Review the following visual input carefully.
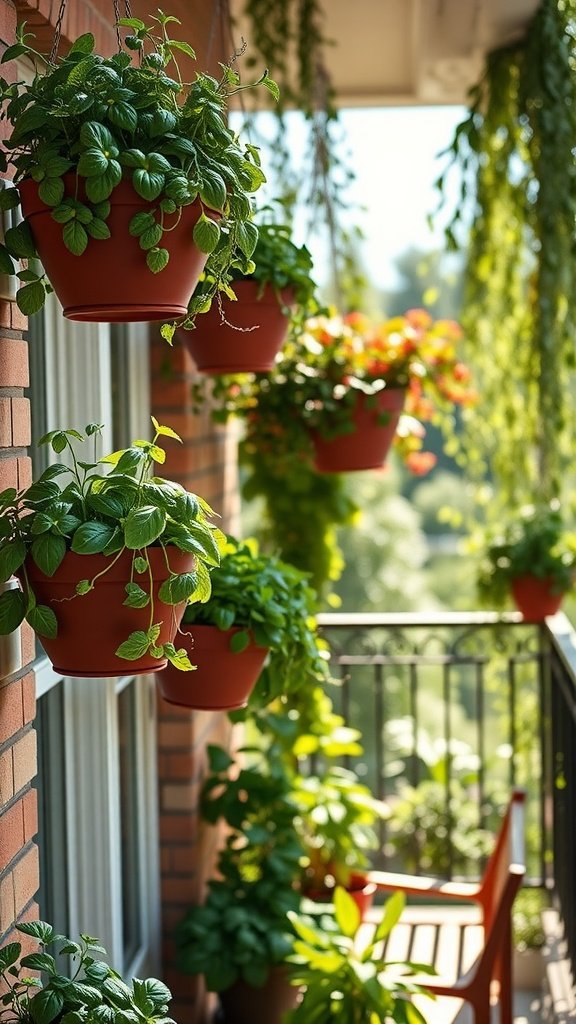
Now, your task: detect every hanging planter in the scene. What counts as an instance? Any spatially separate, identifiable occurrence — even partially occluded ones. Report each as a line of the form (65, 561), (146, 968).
(157, 536), (329, 712)
(157, 624), (268, 710)
(18, 178), (217, 323)
(24, 548), (195, 678)
(310, 388), (405, 473)
(181, 280), (294, 373)
(0, 10), (276, 326)
(0, 421), (223, 680)
(510, 575), (565, 622)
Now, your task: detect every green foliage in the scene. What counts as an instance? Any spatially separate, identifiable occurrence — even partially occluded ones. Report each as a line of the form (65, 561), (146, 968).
(0, 921), (174, 1024)
(439, 0), (576, 507)
(476, 501), (576, 608)
(0, 417), (223, 668)
(513, 887), (547, 952)
(180, 535), (331, 706)
(175, 745), (303, 991)
(286, 888), (434, 1024)
(0, 12), (274, 325)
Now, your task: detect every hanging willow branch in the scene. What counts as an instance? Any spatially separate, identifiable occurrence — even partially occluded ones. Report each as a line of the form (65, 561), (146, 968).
(439, 0), (576, 511)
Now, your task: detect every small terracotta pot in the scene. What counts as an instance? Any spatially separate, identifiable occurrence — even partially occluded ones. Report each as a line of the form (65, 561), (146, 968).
(157, 624), (268, 710)
(310, 388), (405, 473)
(18, 176), (218, 323)
(218, 965), (300, 1024)
(510, 575), (565, 622)
(23, 548), (194, 677)
(181, 280), (294, 373)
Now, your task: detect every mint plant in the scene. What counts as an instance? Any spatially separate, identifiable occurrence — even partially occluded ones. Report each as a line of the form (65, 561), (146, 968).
(0, 10), (277, 327)
(0, 417), (223, 669)
(0, 919), (175, 1024)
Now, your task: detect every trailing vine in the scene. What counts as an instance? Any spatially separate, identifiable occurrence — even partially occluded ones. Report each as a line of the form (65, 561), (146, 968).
(439, 0), (576, 510)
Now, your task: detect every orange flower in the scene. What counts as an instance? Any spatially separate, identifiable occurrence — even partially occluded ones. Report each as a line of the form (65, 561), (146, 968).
(405, 451), (437, 475)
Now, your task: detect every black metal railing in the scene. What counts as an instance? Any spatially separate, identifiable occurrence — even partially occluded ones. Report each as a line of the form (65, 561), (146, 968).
(317, 609), (576, 978)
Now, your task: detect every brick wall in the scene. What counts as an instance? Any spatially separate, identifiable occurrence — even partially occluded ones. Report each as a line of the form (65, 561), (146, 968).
(1, 6), (240, 1023)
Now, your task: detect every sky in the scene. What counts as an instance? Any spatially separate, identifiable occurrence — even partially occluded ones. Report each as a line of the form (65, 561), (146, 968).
(233, 104), (467, 292)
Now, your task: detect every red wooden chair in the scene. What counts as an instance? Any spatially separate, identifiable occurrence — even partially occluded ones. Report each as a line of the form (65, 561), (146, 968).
(366, 789), (526, 1024)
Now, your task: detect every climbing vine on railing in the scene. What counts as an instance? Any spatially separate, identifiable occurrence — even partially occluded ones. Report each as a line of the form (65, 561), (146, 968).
(438, 0), (576, 511)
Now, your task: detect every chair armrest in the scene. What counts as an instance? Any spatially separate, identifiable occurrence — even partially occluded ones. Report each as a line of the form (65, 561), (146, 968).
(366, 870), (481, 901)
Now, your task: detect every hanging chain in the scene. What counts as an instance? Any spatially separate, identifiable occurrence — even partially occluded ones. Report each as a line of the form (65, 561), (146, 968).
(49, 0), (68, 64)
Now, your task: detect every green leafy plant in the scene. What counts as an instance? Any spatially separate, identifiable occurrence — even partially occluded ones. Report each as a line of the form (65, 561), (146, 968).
(0, 417), (223, 668)
(179, 535), (331, 705)
(0, 919), (174, 1024)
(0, 11), (277, 326)
(476, 501), (576, 608)
(438, 0), (576, 507)
(513, 887), (547, 953)
(175, 743), (304, 992)
(286, 887), (434, 1024)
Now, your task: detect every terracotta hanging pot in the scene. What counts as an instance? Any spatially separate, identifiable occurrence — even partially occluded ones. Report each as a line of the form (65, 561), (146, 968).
(23, 548), (195, 678)
(157, 624), (268, 710)
(310, 387), (405, 473)
(218, 966), (300, 1024)
(510, 575), (565, 622)
(181, 280), (294, 373)
(17, 175), (218, 323)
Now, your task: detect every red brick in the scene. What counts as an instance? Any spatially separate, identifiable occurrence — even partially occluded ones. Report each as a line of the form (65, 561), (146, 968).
(169, 845), (199, 874)
(0, 338), (29, 388)
(10, 304), (27, 331)
(20, 622), (35, 670)
(0, 397), (11, 446)
(158, 720), (196, 749)
(0, 678), (24, 744)
(0, 800), (25, 871)
(11, 398), (30, 447)
(161, 782), (198, 813)
(163, 751), (198, 779)
(152, 377), (193, 407)
(0, 747), (13, 802)
(150, 340), (192, 376)
(160, 813), (198, 843)
(22, 788), (37, 842)
(13, 844), (39, 916)
(21, 672), (35, 726)
(0, 0), (16, 47)
(12, 729), (36, 793)
(17, 457), (32, 489)
(0, 869), (15, 933)
(0, 457), (18, 491)
(161, 875), (198, 904)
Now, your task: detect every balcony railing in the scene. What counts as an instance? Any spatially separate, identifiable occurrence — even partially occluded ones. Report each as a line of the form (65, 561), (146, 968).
(317, 610), (576, 977)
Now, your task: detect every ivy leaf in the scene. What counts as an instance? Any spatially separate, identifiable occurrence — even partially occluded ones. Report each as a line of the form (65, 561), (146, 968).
(63, 221), (89, 256)
(163, 643), (195, 671)
(0, 538), (26, 582)
(0, 243), (15, 275)
(0, 588), (26, 634)
(151, 417), (181, 441)
(16, 281), (46, 316)
(146, 247), (169, 273)
(160, 323), (175, 344)
(38, 177), (65, 207)
(29, 988), (64, 1024)
(139, 224), (163, 250)
(158, 572), (198, 604)
(133, 169), (165, 201)
(193, 214), (220, 254)
(109, 102), (138, 133)
(31, 533), (66, 576)
(129, 211), (156, 237)
(5, 221), (37, 259)
(86, 218), (111, 240)
(134, 556), (148, 574)
(199, 171), (227, 212)
(0, 187), (21, 212)
(85, 162), (122, 203)
(236, 220), (258, 259)
(124, 506), (167, 548)
(123, 582), (149, 608)
(229, 629), (249, 653)
(71, 522), (116, 554)
(77, 149), (110, 177)
(115, 631), (151, 660)
(27, 603), (58, 639)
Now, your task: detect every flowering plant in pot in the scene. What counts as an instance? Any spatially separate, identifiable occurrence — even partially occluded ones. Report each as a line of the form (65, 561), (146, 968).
(476, 500), (576, 620)
(0, 919), (175, 1024)
(186, 212), (319, 374)
(157, 535), (330, 710)
(0, 418), (223, 677)
(286, 887), (434, 1024)
(0, 11), (276, 325)
(176, 744), (304, 1024)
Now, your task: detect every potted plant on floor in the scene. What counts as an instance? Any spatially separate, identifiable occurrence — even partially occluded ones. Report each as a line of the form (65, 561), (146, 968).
(0, 11), (276, 325)
(157, 535), (331, 710)
(285, 887), (434, 1023)
(0, 418), (223, 677)
(176, 744), (305, 1024)
(184, 213), (319, 374)
(476, 500), (576, 620)
(0, 919), (175, 1024)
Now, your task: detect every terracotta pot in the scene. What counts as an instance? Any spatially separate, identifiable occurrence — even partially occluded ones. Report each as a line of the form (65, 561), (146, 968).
(23, 548), (194, 677)
(310, 388), (405, 473)
(218, 965), (300, 1024)
(510, 575), (565, 622)
(157, 624), (268, 710)
(18, 176), (218, 323)
(181, 280), (294, 373)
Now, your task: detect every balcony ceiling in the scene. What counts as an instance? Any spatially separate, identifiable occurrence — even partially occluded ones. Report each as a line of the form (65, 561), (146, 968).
(231, 0), (540, 107)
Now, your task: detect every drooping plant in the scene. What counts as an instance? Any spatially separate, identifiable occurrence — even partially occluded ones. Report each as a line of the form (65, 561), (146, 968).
(438, 0), (576, 510)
